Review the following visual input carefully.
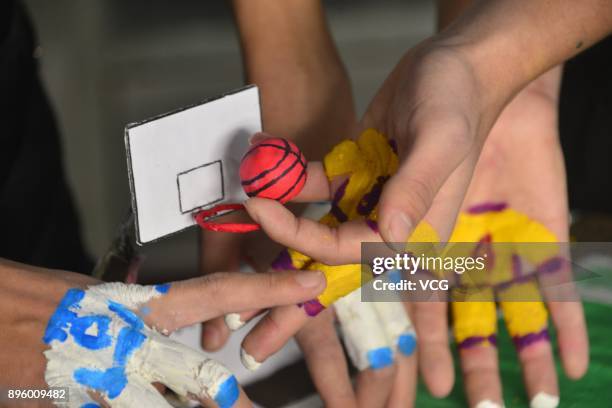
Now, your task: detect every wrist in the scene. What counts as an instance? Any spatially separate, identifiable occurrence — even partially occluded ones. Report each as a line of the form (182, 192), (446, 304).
(0, 259), (95, 329)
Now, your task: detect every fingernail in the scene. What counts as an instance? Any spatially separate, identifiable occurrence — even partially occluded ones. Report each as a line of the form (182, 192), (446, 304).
(295, 271), (325, 288)
(397, 333), (417, 356)
(213, 375), (239, 408)
(225, 313), (245, 331)
(240, 348), (262, 371)
(475, 400), (504, 408)
(202, 325), (220, 349)
(386, 211), (413, 250)
(367, 346), (394, 370)
(530, 392), (559, 408)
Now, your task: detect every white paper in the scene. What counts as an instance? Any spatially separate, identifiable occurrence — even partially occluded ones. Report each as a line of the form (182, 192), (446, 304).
(125, 86), (261, 244)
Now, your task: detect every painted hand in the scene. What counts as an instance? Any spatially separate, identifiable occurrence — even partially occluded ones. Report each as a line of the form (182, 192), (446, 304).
(334, 288), (418, 408)
(0, 260), (325, 408)
(43, 283), (242, 408)
(445, 66), (588, 408)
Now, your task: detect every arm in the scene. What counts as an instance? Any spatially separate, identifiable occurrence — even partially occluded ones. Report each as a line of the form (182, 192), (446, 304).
(437, 0), (612, 110)
(231, 0), (356, 159)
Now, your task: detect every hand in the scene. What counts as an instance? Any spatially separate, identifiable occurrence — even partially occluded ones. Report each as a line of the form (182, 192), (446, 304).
(240, 38), (506, 264)
(0, 258), (325, 407)
(235, 63), (585, 403)
(234, 40), (497, 390)
(445, 66), (588, 408)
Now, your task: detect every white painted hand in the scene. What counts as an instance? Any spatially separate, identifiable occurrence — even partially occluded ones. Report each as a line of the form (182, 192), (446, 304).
(41, 270), (326, 407)
(43, 283), (238, 408)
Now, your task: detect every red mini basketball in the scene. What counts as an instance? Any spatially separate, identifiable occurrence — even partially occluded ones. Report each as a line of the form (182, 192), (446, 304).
(240, 137), (307, 203)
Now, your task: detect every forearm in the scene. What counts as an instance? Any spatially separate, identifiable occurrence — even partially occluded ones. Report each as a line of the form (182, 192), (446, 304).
(437, 0), (562, 105)
(232, 0), (355, 159)
(435, 0), (611, 106)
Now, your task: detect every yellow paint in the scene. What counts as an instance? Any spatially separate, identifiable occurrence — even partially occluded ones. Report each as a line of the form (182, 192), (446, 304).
(452, 294), (497, 347)
(449, 208), (556, 344)
(499, 283), (548, 337)
(281, 129), (436, 306)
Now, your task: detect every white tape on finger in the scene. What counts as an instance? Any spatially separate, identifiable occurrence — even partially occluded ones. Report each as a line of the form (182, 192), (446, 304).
(335, 289), (393, 371)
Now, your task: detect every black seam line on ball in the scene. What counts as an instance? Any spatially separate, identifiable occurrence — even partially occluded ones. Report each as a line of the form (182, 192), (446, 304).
(242, 142), (290, 186)
(246, 152), (303, 197)
(273, 165), (307, 202)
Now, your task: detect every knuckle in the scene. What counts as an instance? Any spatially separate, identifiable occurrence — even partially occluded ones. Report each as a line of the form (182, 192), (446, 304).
(402, 174), (437, 219)
(262, 272), (280, 292)
(261, 312), (282, 336)
(199, 273), (230, 310)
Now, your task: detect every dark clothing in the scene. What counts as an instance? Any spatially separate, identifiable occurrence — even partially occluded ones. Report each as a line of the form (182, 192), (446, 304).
(560, 36), (612, 214)
(0, 1), (92, 273)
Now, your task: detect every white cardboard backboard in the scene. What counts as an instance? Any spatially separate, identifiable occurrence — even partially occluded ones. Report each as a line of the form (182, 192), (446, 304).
(125, 86), (261, 245)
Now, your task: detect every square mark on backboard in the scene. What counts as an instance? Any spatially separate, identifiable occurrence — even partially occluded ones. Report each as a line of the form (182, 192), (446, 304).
(177, 160), (224, 214)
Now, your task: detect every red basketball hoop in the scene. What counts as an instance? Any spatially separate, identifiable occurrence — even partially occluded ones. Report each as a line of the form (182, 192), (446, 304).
(193, 204), (260, 233)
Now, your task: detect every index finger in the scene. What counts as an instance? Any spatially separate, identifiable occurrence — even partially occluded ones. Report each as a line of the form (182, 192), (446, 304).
(143, 270), (327, 332)
(244, 197), (381, 265)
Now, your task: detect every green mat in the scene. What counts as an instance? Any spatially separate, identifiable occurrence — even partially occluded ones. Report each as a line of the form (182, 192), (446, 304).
(415, 301), (612, 407)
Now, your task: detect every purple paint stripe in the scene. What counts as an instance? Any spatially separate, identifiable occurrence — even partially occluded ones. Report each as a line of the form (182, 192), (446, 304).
(366, 219), (379, 233)
(467, 202), (508, 214)
(271, 249), (296, 271)
(330, 180), (349, 223)
(537, 257), (566, 275)
(357, 176), (388, 216)
(457, 334), (497, 349)
(512, 254), (522, 279)
(302, 299), (325, 316)
(331, 179), (349, 205)
(513, 328), (549, 350)
(495, 274), (535, 290)
(388, 138), (398, 154)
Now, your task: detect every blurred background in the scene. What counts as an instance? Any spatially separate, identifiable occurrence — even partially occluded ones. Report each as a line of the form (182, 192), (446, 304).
(24, 0), (436, 282)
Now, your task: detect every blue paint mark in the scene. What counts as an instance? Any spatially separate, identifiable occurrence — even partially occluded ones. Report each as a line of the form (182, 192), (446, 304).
(81, 403), (101, 408)
(139, 306), (151, 316)
(70, 315), (112, 350)
(214, 375), (240, 408)
(387, 269), (402, 284)
(74, 366), (127, 399)
(367, 347), (394, 369)
(154, 283), (171, 294)
(108, 301), (144, 330)
(43, 288), (85, 344)
(73, 301), (147, 399)
(73, 327), (145, 399)
(113, 327), (146, 366)
(397, 333), (417, 356)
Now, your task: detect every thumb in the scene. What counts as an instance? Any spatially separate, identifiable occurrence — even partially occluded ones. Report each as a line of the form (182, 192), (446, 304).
(144, 270), (326, 332)
(378, 112), (474, 244)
